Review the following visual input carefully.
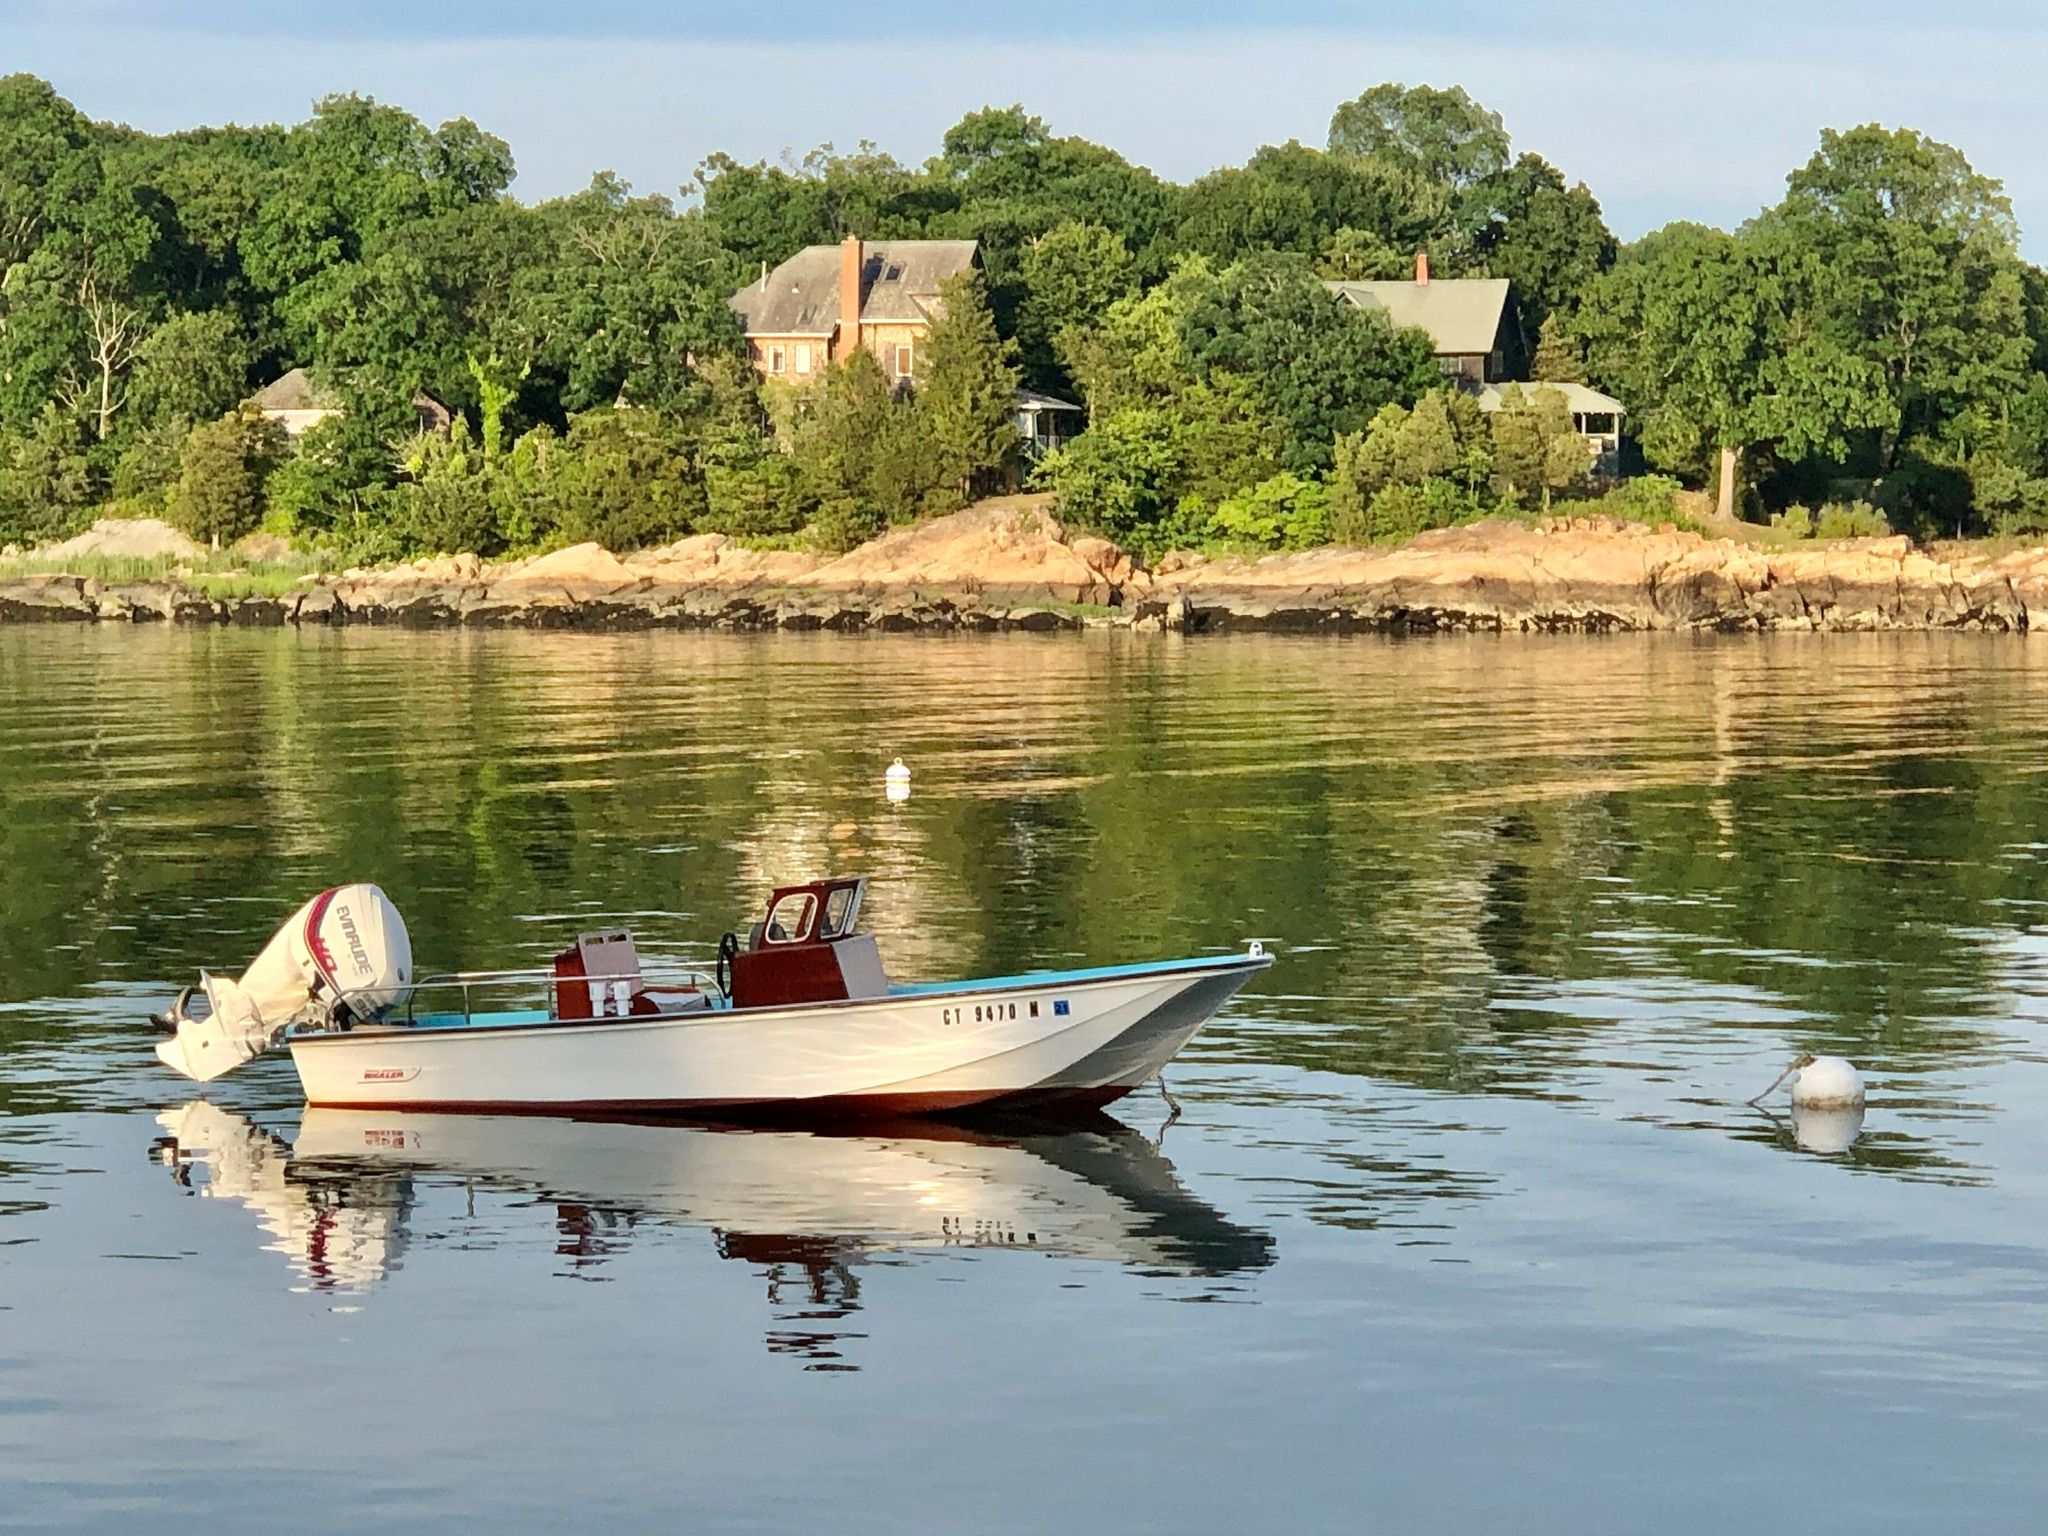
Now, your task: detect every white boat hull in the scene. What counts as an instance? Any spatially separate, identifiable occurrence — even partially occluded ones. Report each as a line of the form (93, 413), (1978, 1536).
(287, 954), (1268, 1117)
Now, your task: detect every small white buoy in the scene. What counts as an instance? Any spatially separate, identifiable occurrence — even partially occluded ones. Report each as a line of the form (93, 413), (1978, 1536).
(884, 758), (911, 804)
(1790, 1055), (1865, 1110)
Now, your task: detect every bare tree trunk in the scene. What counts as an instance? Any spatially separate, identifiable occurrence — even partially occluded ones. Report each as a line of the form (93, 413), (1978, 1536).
(77, 273), (144, 441)
(1716, 445), (1739, 521)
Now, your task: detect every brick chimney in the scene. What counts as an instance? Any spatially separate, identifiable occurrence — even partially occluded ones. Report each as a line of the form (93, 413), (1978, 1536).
(837, 235), (864, 363)
(1414, 250), (1430, 287)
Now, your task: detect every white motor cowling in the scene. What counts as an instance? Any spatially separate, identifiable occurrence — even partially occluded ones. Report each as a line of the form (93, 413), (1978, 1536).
(156, 884), (412, 1083)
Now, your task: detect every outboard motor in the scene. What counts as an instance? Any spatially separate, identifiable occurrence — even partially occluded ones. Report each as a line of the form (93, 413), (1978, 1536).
(155, 884), (412, 1083)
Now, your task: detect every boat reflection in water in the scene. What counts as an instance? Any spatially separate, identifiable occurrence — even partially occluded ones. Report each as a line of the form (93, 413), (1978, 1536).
(153, 1100), (1274, 1367)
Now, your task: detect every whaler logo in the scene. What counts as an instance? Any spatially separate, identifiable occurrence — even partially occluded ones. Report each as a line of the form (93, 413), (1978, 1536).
(359, 1067), (417, 1083)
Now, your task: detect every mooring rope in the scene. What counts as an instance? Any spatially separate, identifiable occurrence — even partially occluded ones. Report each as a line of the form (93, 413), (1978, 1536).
(1746, 1053), (1816, 1107)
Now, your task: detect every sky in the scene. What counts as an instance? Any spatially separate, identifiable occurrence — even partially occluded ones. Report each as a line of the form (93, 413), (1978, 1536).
(6, 1), (2047, 250)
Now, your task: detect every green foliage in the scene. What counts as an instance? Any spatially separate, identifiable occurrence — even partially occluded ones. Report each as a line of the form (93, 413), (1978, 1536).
(1462, 154), (1615, 348)
(1173, 252), (1440, 470)
(1327, 83), (1510, 188)
(1033, 407), (1181, 542)
(1015, 221), (1135, 390)
(913, 271), (1022, 502)
(168, 406), (284, 546)
(263, 412), (395, 538)
(1209, 471), (1331, 549)
(1565, 474), (1694, 530)
(1, 72), (2046, 558)
(788, 349), (897, 550)
(1771, 500), (1892, 540)
(1530, 312), (1587, 383)
(545, 409), (705, 550)
(126, 310), (254, 430)
(1488, 385), (1586, 508)
(0, 408), (95, 543)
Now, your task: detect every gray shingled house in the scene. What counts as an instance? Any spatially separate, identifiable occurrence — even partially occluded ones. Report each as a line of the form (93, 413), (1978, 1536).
(1325, 254), (1523, 386)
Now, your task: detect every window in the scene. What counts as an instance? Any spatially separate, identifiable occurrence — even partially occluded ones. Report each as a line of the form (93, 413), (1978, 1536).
(768, 345), (786, 374)
(894, 344), (913, 378)
(820, 883), (862, 940)
(794, 343), (813, 375)
(764, 892), (818, 945)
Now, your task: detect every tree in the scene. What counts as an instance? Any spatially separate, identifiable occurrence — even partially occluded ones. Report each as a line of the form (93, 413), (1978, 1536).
(1762, 124), (2031, 471)
(1327, 83), (1510, 189)
(1464, 153), (1616, 346)
(929, 106), (1178, 288)
(1173, 252), (1440, 470)
(168, 406), (282, 546)
(790, 347), (898, 547)
(1574, 222), (1889, 517)
(1318, 227), (1411, 280)
(1489, 385), (1585, 509)
(913, 271), (1021, 503)
(1015, 221), (1135, 391)
(1530, 313), (1587, 383)
(509, 177), (742, 415)
(1176, 141), (1448, 268)
(127, 309), (254, 430)
(0, 406), (93, 543)
(1390, 390), (1462, 484)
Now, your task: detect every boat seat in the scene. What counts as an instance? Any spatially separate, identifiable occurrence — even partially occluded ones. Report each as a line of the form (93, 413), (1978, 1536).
(729, 934), (889, 1009)
(553, 930), (644, 1020)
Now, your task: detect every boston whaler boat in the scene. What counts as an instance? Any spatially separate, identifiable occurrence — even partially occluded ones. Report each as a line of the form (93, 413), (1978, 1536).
(152, 877), (1271, 1116)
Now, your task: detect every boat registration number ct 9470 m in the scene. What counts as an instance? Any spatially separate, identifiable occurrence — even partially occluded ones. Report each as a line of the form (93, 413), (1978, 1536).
(938, 998), (1067, 1027)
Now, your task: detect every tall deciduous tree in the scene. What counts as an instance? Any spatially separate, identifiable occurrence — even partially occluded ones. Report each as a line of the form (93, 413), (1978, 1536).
(1174, 252), (1440, 471)
(509, 177), (742, 415)
(1575, 222), (1889, 516)
(1464, 153), (1616, 346)
(1762, 124), (2031, 470)
(1327, 83), (1510, 189)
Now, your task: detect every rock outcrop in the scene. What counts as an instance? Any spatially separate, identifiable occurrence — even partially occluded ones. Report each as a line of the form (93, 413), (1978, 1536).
(1141, 520), (2030, 633)
(35, 517), (203, 563)
(4, 506), (2047, 634)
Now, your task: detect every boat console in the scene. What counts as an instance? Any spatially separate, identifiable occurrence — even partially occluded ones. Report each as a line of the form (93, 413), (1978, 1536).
(724, 877), (889, 1010)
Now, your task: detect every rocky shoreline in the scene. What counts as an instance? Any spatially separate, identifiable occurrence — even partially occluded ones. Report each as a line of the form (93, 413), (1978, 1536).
(5, 501), (2048, 634)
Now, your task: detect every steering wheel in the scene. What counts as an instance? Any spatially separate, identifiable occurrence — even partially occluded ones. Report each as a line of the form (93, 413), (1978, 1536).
(716, 931), (741, 1000)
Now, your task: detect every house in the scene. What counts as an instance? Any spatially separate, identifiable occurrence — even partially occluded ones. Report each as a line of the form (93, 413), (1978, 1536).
(1326, 254), (1522, 386)
(730, 237), (979, 387)
(1477, 382), (1627, 478)
(1013, 389), (1083, 464)
(252, 368), (343, 437)
(252, 368), (454, 438)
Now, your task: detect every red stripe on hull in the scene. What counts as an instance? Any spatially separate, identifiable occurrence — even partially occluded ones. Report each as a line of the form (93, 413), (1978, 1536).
(305, 1084), (1134, 1122)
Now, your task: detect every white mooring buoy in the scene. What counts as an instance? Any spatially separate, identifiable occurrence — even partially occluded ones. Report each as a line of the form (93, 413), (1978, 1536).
(1790, 1055), (1865, 1110)
(884, 758), (911, 804)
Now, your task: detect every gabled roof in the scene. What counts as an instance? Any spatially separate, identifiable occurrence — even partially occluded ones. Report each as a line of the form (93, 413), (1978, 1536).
(1477, 381), (1625, 416)
(731, 240), (980, 337)
(252, 367), (342, 412)
(1326, 278), (1512, 357)
(1014, 388), (1082, 414)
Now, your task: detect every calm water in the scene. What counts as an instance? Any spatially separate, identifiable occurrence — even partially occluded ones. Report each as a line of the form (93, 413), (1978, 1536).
(4, 629), (2048, 1532)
